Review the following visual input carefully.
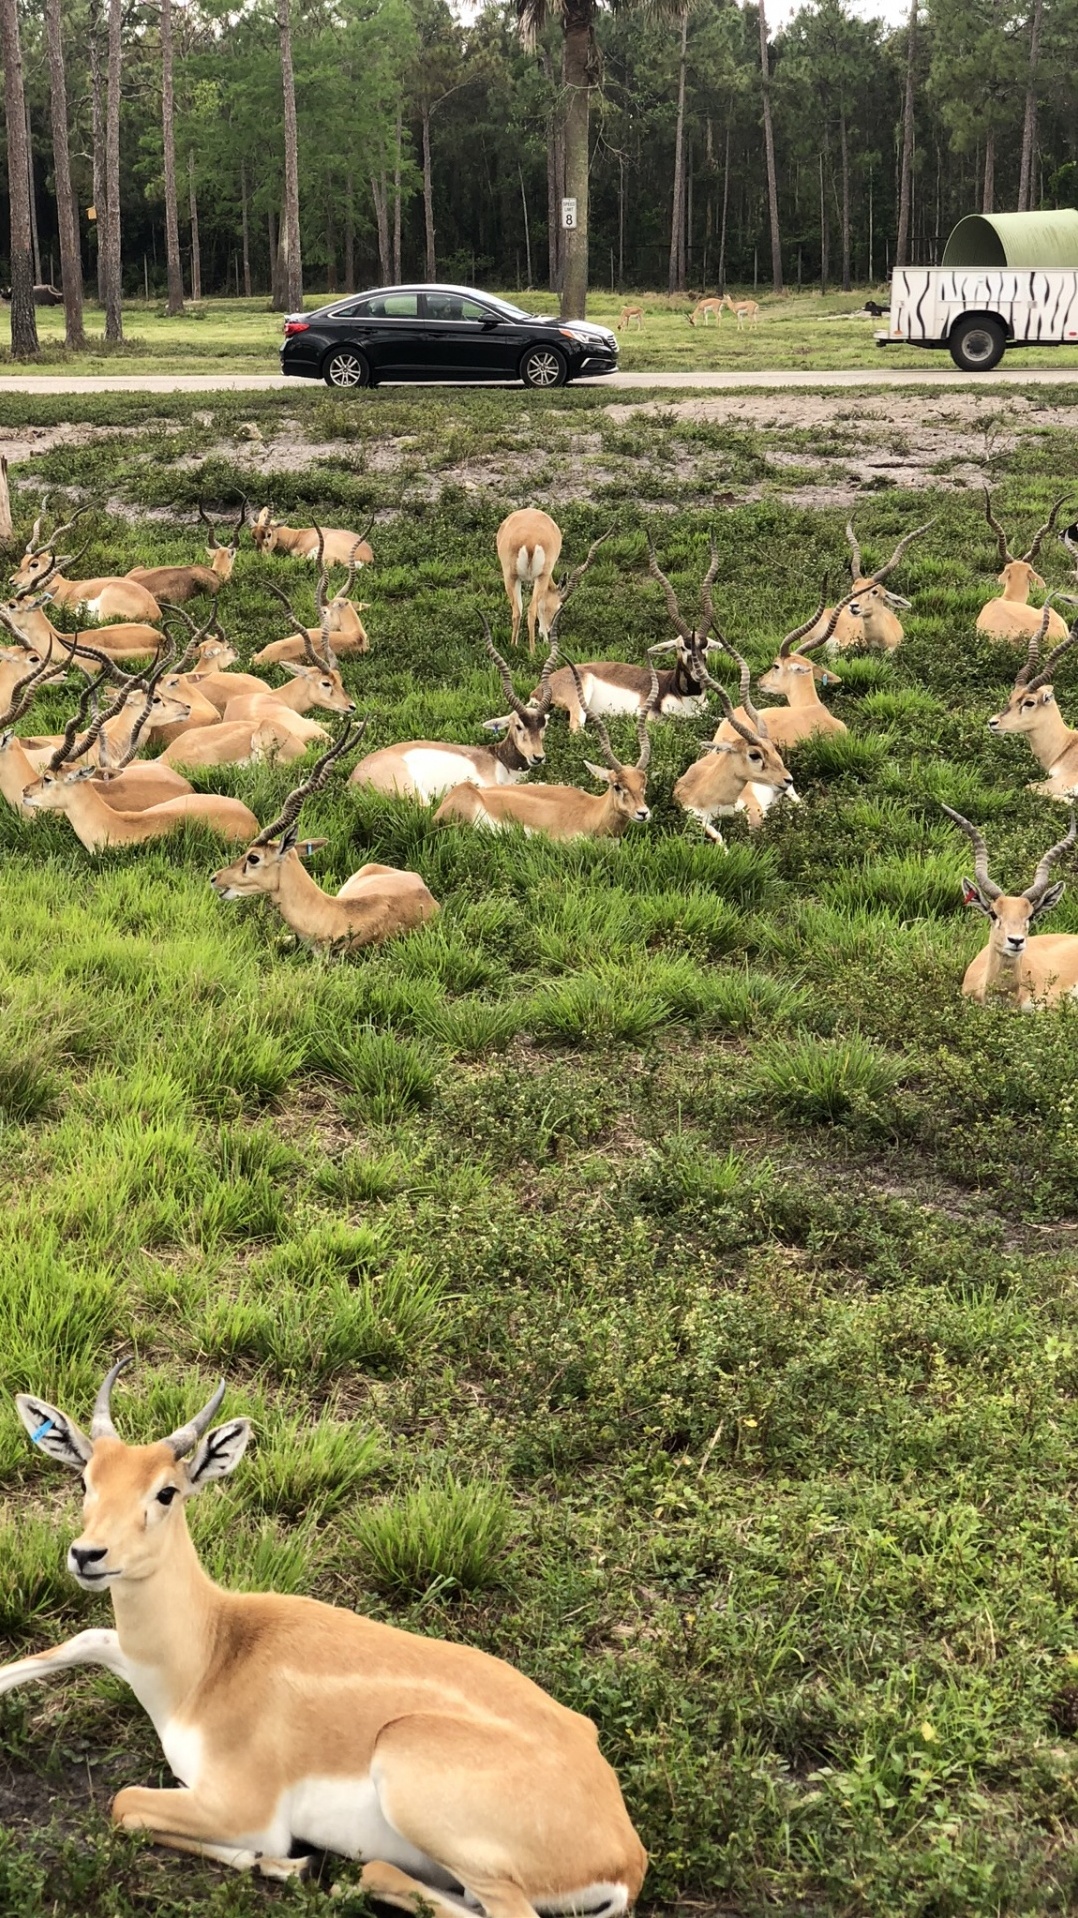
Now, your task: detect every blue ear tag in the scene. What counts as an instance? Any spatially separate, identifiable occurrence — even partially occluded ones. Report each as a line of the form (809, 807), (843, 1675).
(31, 1418), (55, 1445)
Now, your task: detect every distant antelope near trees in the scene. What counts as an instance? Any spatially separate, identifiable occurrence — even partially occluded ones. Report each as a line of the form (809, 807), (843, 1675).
(688, 297), (723, 327)
(252, 509), (374, 568)
(722, 295), (759, 328)
(944, 805), (1078, 1007)
(618, 304), (645, 331)
(977, 489), (1070, 643)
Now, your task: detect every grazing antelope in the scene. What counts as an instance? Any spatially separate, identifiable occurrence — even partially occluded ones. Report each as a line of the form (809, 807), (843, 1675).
(435, 667), (658, 841)
(351, 624), (558, 802)
(673, 659), (794, 844)
(943, 805), (1078, 1007)
(541, 533), (722, 729)
(977, 490), (1070, 643)
(254, 543), (370, 664)
(496, 508), (562, 653)
(688, 297), (723, 328)
(807, 520), (932, 652)
(988, 612), (1078, 801)
(617, 305), (644, 332)
(721, 295), (759, 329)
(11, 508), (162, 622)
(6, 1362), (644, 1903)
(214, 726), (439, 950)
(731, 589), (852, 748)
(252, 509), (373, 568)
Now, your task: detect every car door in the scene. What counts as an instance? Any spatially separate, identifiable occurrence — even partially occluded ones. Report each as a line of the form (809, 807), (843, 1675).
(344, 292), (428, 378)
(420, 293), (519, 378)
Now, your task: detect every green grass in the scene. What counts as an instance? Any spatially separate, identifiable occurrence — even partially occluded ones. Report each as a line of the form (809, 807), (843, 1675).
(5, 387), (1078, 1917)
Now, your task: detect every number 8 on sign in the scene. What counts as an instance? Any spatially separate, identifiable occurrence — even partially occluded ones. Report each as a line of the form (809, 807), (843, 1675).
(561, 197), (577, 230)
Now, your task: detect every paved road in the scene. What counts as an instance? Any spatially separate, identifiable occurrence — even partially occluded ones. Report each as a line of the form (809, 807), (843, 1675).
(1, 364), (1078, 395)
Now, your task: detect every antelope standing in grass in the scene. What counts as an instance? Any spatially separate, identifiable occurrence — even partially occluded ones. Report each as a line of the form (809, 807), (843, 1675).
(722, 295), (759, 329)
(617, 305), (644, 331)
(254, 543), (370, 664)
(688, 297), (723, 327)
(807, 521), (932, 652)
(540, 534), (722, 729)
(11, 508), (162, 622)
(727, 588), (854, 750)
(988, 611), (1078, 800)
(496, 508), (562, 653)
(673, 660), (794, 843)
(214, 726), (439, 950)
(351, 624), (558, 803)
(435, 666), (659, 840)
(252, 509), (374, 568)
(5, 1362), (644, 1905)
(976, 490), (1070, 643)
(943, 805), (1078, 1007)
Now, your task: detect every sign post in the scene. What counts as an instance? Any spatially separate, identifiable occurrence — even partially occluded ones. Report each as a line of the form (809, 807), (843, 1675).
(561, 198), (577, 231)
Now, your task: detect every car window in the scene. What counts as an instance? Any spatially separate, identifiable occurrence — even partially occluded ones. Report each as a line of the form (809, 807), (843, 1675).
(351, 294), (419, 319)
(425, 294), (490, 323)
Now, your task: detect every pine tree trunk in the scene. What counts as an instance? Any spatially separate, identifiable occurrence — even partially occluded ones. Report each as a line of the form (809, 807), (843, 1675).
(161, 0), (184, 315)
(240, 160), (251, 296)
(547, 115), (560, 290)
(188, 151), (201, 301)
(1018, 0), (1043, 211)
(668, 6), (688, 296)
(392, 112), (402, 281)
(982, 131), (995, 213)
(422, 109), (436, 279)
(344, 174), (355, 291)
(44, 0), (85, 347)
(89, 0), (105, 302)
(25, 103), (41, 285)
(819, 149), (828, 290)
(277, 0), (303, 311)
(758, 0), (783, 294)
(839, 108), (851, 291)
(895, 0), (917, 268)
(718, 122), (730, 289)
(371, 175), (389, 281)
(101, 0), (123, 340)
(560, 2), (593, 319)
(0, 0), (38, 356)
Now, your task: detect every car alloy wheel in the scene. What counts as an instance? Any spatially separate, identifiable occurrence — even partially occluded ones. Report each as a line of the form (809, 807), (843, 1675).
(521, 348), (567, 389)
(324, 351), (369, 389)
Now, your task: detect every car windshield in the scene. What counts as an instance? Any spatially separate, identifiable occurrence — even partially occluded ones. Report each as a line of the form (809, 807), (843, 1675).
(479, 294), (539, 321)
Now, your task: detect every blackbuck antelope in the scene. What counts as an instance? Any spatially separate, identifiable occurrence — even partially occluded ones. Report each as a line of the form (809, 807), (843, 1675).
(617, 305), (645, 331)
(976, 490), (1070, 643)
(0, 592), (163, 665)
(351, 624), (558, 802)
(743, 589), (853, 746)
(988, 610), (1078, 801)
(688, 297), (723, 327)
(254, 541), (370, 664)
(252, 508), (374, 568)
(673, 660), (794, 843)
(807, 520), (932, 652)
(11, 507), (162, 622)
(127, 502), (245, 605)
(540, 534), (721, 729)
(435, 666), (659, 840)
(214, 726), (439, 949)
(943, 806), (1078, 1007)
(722, 295), (759, 328)
(6, 1363), (644, 1904)
(2, 661), (194, 815)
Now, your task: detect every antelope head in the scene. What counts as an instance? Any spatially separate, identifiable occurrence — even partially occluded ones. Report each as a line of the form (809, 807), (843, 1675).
(984, 488), (1069, 599)
(482, 617), (556, 769)
(845, 517), (933, 612)
(212, 720), (364, 900)
(10, 501), (89, 592)
(943, 803), (1077, 959)
(758, 579), (850, 695)
(274, 660), (356, 714)
(252, 505), (279, 553)
(15, 1359), (249, 1591)
(646, 529), (725, 681)
(569, 660), (657, 824)
(988, 604), (1078, 735)
(697, 638), (795, 797)
(200, 499), (246, 580)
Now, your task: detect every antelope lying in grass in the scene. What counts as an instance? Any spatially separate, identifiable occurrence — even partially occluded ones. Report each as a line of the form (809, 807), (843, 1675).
(11, 507), (162, 622)
(673, 660), (794, 843)
(252, 508), (374, 568)
(0, 592), (164, 665)
(988, 612), (1078, 800)
(729, 589), (853, 749)
(127, 504), (244, 605)
(2, 660), (194, 815)
(161, 716), (309, 772)
(977, 490), (1070, 643)
(807, 521), (931, 652)
(944, 805), (1078, 1007)
(0, 642), (62, 707)
(214, 726), (439, 950)
(254, 541), (370, 664)
(435, 667), (659, 840)
(351, 623), (558, 802)
(540, 533), (721, 729)
(6, 1363), (643, 1904)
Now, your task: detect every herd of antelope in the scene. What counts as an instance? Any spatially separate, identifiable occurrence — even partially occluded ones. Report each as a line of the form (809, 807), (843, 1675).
(5, 485), (1078, 1003)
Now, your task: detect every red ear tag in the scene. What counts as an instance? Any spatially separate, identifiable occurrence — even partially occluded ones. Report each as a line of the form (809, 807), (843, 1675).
(961, 880), (979, 906)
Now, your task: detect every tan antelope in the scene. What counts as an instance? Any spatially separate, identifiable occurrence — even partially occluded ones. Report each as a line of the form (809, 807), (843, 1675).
(436, 666), (659, 840)
(161, 716), (310, 772)
(943, 806), (1078, 1007)
(617, 305), (644, 332)
(127, 500), (245, 603)
(0, 642), (63, 708)
(200, 499), (246, 581)
(721, 589), (853, 751)
(988, 611), (1078, 800)
(11, 507), (162, 622)
(254, 542), (370, 664)
(213, 726), (440, 950)
(5, 1362), (644, 1904)
(351, 624), (558, 803)
(496, 508), (562, 653)
(0, 593), (163, 665)
(673, 659), (794, 843)
(688, 297), (723, 327)
(2, 665), (194, 815)
(541, 533), (722, 729)
(252, 508), (374, 568)
(977, 490), (1070, 643)
(721, 295), (759, 329)
(21, 720), (259, 852)
(807, 520), (932, 653)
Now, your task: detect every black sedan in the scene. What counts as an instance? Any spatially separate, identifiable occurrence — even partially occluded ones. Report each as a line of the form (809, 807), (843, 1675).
(279, 284), (619, 390)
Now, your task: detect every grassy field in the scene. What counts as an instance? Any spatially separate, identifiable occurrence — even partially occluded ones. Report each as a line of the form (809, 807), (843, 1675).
(4, 381), (1078, 1917)
(8, 286), (1078, 379)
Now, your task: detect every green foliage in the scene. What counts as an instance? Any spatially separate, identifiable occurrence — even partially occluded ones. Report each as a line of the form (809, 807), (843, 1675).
(352, 1474), (512, 1599)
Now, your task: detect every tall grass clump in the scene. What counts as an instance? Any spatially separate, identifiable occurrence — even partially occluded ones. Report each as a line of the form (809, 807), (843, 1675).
(750, 1030), (904, 1125)
(352, 1473), (512, 1599)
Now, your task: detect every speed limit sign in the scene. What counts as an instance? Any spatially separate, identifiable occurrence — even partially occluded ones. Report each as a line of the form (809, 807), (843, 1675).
(561, 198), (577, 230)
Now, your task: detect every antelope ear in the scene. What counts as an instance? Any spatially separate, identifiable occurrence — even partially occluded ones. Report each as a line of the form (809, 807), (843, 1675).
(583, 761), (614, 783)
(15, 1394), (92, 1468)
(1031, 880), (1066, 920)
(296, 837), (328, 858)
(186, 1418), (252, 1488)
(817, 669), (841, 686)
(71, 765), (97, 783)
(961, 878), (994, 916)
(647, 640), (677, 654)
(275, 661), (308, 678)
(482, 714), (512, 732)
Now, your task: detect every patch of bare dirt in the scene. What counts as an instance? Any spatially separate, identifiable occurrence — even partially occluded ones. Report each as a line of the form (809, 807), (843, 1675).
(0, 419), (184, 468)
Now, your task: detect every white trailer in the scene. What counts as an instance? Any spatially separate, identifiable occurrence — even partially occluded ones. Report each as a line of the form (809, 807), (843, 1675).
(876, 210), (1078, 372)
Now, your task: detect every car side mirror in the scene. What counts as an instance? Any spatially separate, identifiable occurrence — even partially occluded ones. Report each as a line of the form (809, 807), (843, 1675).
(481, 315), (502, 329)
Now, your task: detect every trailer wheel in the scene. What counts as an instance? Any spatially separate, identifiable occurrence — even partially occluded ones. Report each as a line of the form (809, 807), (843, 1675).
(949, 316), (1006, 372)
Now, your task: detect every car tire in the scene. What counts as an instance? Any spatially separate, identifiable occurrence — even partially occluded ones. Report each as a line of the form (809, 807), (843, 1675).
(948, 316), (1006, 372)
(323, 348), (371, 389)
(520, 345), (568, 389)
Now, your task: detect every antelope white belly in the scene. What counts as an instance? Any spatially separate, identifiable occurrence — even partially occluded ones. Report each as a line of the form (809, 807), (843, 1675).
(748, 781), (798, 813)
(660, 693), (706, 718)
(287, 1775), (457, 1884)
(79, 596), (105, 619)
(403, 748), (484, 802)
(578, 677), (641, 717)
(158, 1719), (206, 1790)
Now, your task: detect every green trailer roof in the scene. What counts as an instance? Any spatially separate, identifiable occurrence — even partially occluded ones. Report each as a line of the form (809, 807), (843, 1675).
(942, 210), (1078, 269)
